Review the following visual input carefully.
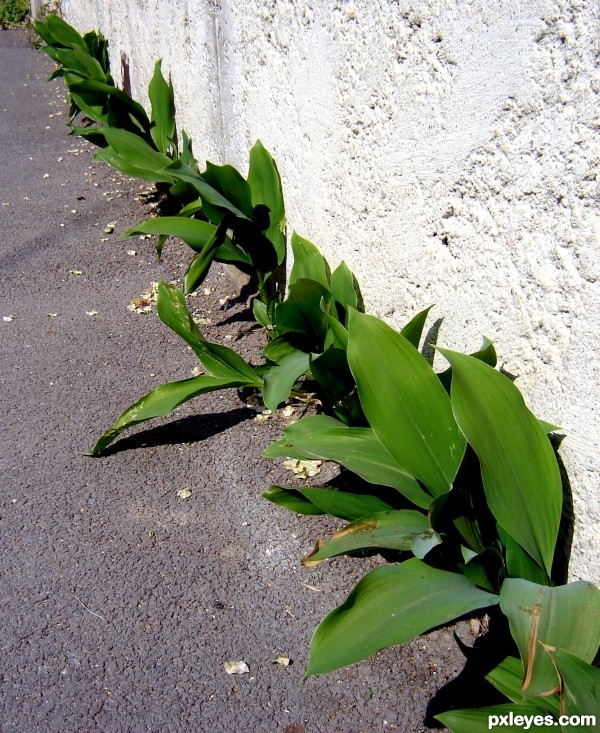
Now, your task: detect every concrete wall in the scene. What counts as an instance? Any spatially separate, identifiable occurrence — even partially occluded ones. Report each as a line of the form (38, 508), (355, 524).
(58, 0), (599, 584)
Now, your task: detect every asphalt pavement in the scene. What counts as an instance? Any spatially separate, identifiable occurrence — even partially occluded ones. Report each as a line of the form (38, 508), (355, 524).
(0, 29), (467, 733)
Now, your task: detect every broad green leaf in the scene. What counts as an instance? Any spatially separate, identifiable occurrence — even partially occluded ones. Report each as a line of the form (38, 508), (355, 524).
(91, 375), (241, 455)
(46, 15), (88, 49)
(63, 73), (109, 123)
(261, 485), (326, 515)
(546, 648), (600, 727)
(325, 315), (349, 349)
(98, 127), (172, 176)
(53, 45), (107, 82)
(94, 146), (175, 184)
(309, 348), (363, 425)
(437, 337), (497, 392)
(486, 657), (561, 716)
(203, 162), (254, 218)
(307, 558), (498, 676)
(252, 298), (271, 330)
(156, 282), (261, 385)
(437, 348), (561, 575)
(33, 20), (59, 48)
(499, 578), (600, 698)
(348, 311), (465, 496)
(124, 217), (218, 252)
(182, 224), (227, 294)
(69, 80), (151, 132)
(263, 415), (342, 457)
(436, 704), (554, 733)
(303, 510), (431, 566)
(167, 161), (250, 219)
(289, 233), (329, 288)
(213, 239), (253, 268)
(400, 306), (433, 349)
(263, 334), (299, 363)
(263, 485), (394, 521)
(262, 351), (311, 411)
(539, 419), (562, 434)
(460, 547), (505, 593)
(247, 140), (286, 264)
(411, 531), (443, 559)
(179, 130), (197, 168)
(498, 525), (551, 586)
(177, 199), (205, 217)
(272, 418), (431, 509)
(275, 279), (332, 352)
(148, 60), (176, 155)
(329, 261), (358, 314)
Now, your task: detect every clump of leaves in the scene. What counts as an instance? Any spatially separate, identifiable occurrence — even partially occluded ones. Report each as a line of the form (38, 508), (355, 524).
(123, 140), (287, 301)
(262, 308), (600, 729)
(90, 236), (363, 455)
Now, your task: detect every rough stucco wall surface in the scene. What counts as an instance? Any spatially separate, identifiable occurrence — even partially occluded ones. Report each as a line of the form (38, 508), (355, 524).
(60, 0), (599, 584)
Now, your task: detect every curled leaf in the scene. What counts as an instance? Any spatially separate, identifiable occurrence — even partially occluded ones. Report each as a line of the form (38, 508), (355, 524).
(224, 660), (249, 675)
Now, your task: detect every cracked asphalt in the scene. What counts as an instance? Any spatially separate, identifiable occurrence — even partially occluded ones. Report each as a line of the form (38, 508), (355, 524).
(0, 29), (468, 733)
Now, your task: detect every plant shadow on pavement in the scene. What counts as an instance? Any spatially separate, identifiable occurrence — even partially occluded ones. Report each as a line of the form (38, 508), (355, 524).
(425, 441), (575, 727)
(97, 408), (256, 456)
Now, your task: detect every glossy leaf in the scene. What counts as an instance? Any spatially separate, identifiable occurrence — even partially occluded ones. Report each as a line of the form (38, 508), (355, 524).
(329, 261), (358, 314)
(156, 282), (261, 385)
(325, 315), (349, 349)
(166, 162), (250, 219)
(436, 704), (554, 733)
(460, 547), (505, 593)
(546, 648), (600, 726)
(306, 558), (498, 676)
(91, 375), (241, 455)
(203, 162), (254, 219)
(94, 145), (175, 185)
(247, 140), (286, 264)
(261, 485), (326, 516)
(498, 526), (551, 586)
(268, 416), (431, 508)
(309, 348), (363, 425)
(262, 350), (310, 411)
(275, 279), (332, 352)
(499, 578), (600, 699)
(400, 306), (433, 349)
(289, 233), (329, 288)
(486, 656), (561, 716)
(437, 348), (561, 575)
(124, 217), (218, 253)
(303, 510), (431, 566)
(263, 485), (394, 521)
(45, 15), (88, 49)
(183, 240), (223, 294)
(69, 80), (151, 132)
(148, 60), (176, 155)
(347, 311), (465, 496)
(97, 127), (172, 177)
(437, 337), (497, 392)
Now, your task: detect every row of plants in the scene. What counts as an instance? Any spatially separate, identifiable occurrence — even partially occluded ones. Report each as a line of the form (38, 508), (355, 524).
(36, 17), (599, 731)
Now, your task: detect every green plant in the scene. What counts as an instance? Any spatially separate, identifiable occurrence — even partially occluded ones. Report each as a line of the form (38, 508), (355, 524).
(90, 237), (363, 455)
(48, 21), (597, 727)
(0, 0), (29, 27)
(122, 140), (287, 300)
(262, 309), (600, 729)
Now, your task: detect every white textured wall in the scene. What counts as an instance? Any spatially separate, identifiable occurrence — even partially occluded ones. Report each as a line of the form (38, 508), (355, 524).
(60, 0), (599, 584)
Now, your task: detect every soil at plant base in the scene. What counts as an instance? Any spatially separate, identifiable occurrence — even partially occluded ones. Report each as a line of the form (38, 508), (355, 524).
(0, 29), (480, 733)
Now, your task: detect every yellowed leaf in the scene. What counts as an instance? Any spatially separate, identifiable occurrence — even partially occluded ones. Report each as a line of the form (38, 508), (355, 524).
(224, 660), (249, 675)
